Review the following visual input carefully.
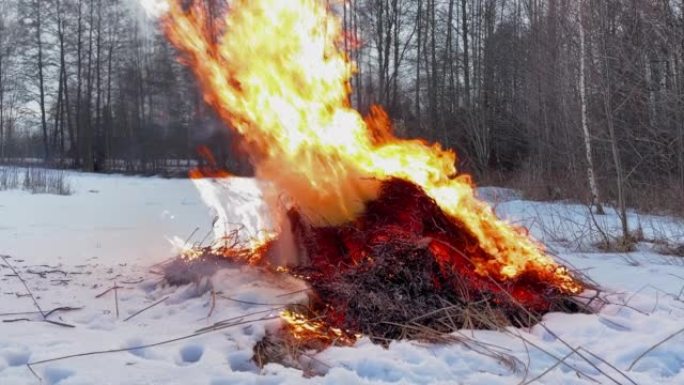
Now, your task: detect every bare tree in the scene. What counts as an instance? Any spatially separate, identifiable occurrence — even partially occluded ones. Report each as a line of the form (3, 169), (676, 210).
(599, 0), (629, 240)
(577, 0), (604, 214)
(32, 0), (50, 161)
(0, 1), (7, 160)
(461, 0), (470, 107)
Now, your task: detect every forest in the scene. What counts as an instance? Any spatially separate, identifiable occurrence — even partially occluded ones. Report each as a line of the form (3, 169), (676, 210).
(0, 0), (683, 216)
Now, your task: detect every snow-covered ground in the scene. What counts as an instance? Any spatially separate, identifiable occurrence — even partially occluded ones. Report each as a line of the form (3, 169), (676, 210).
(1, 170), (683, 385)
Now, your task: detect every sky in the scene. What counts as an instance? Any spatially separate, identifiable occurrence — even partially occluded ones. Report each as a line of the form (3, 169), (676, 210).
(138, 0), (170, 18)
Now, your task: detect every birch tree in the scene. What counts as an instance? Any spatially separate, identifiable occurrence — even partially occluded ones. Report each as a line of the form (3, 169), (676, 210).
(577, 0), (604, 214)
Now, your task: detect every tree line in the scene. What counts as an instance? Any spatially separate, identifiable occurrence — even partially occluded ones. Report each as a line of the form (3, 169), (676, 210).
(1, 0), (683, 217)
(0, 0), (215, 173)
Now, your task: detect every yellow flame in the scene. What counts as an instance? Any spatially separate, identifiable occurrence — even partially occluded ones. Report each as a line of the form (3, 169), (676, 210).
(280, 309), (357, 344)
(162, 0), (581, 292)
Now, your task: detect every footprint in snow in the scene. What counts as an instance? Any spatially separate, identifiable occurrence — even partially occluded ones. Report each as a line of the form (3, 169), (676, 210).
(43, 367), (75, 385)
(0, 346), (31, 366)
(123, 338), (153, 359)
(179, 344), (204, 364)
(227, 350), (257, 373)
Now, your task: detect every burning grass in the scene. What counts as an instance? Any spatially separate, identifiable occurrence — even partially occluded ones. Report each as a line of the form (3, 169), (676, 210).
(288, 242), (586, 342)
(164, 179), (590, 372)
(160, 0), (587, 349)
(280, 179), (589, 342)
(158, 0), (594, 374)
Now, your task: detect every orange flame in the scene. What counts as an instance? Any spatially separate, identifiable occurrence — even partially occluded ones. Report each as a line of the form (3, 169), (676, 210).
(280, 309), (358, 345)
(188, 146), (233, 179)
(161, 0), (581, 293)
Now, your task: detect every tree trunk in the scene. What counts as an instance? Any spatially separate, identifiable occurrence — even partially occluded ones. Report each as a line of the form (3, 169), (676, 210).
(391, 0), (399, 112)
(375, 1), (385, 106)
(106, 34), (114, 165)
(352, 0), (362, 110)
(342, 0), (348, 57)
(442, 0), (455, 128)
(461, 0), (470, 107)
(679, 0), (684, 200)
(35, 0), (49, 161)
(95, 0), (102, 170)
(54, 59), (64, 159)
(678, 60), (684, 199)
(578, 0), (604, 214)
(415, 0), (422, 127)
(0, 17), (4, 161)
(58, 6), (74, 160)
(75, 0), (83, 166)
(84, 0), (95, 171)
(429, 0), (438, 130)
(601, 3), (629, 242)
(382, 0), (392, 106)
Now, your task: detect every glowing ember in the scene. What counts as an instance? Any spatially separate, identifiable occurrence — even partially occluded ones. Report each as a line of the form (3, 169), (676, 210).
(160, 0), (581, 294)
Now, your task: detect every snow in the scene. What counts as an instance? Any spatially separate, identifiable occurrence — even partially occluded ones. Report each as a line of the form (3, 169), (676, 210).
(493, 196), (684, 252)
(1, 170), (683, 384)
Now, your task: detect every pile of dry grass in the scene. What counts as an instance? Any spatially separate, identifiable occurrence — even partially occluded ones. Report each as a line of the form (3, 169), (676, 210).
(283, 179), (590, 343)
(290, 240), (589, 343)
(162, 179), (594, 372)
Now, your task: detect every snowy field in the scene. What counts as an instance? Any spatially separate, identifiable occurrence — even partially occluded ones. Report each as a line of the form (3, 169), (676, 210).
(1, 170), (684, 385)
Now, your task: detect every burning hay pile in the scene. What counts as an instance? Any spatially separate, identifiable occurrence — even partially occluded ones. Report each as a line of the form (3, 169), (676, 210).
(156, 0), (590, 365)
(167, 177), (588, 348)
(285, 179), (586, 343)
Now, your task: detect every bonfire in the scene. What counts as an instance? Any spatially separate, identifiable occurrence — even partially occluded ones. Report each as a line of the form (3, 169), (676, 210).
(158, 0), (587, 355)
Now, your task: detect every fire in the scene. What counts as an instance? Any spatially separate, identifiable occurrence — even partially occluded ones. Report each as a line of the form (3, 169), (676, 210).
(159, 0), (581, 293)
(188, 146), (233, 179)
(280, 309), (358, 345)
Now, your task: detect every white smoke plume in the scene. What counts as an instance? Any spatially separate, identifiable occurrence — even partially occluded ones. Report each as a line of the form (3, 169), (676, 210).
(139, 0), (169, 18)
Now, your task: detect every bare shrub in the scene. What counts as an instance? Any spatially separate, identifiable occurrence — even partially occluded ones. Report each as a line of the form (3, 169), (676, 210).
(481, 167), (588, 204)
(0, 167), (21, 191)
(482, 167), (684, 219)
(21, 168), (72, 195)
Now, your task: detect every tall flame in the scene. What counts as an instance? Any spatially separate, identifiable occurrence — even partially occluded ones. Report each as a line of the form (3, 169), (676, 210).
(161, 0), (580, 291)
